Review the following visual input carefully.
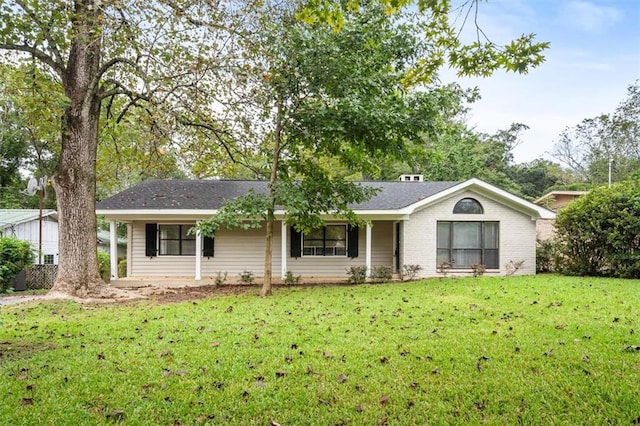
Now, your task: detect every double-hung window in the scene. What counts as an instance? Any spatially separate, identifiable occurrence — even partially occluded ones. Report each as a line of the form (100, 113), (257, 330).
(158, 225), (195, 256)
(303, 225), (347, 256)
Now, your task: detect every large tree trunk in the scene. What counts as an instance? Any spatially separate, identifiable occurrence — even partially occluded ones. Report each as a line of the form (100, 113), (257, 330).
(49, 2), (105, 296)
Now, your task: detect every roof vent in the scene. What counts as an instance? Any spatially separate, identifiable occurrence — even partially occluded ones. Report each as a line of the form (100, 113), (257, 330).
(399, 174), (423, 182)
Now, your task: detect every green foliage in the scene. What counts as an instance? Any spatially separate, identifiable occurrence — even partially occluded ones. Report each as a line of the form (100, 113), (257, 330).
(369, 265), (393, 283)
(1, 276), (639, 424)
(298, 0), (548, 81)
(346, 265), (368, 284)
(117, 259), (127, 278)
(238, 270), (255, 285)
(283, 271), (301, 286)
(555, 177), (640, 278)
(553, 81), (640, 185)
(97, 251), (110, 282)
(536, 239), (560, 273)
(0, 237), (33, 292)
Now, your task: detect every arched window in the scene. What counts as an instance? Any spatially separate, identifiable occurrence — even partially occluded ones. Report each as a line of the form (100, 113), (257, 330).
(453, 198), (484, 214)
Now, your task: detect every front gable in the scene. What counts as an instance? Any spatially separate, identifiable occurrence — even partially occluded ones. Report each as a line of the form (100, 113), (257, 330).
(402, 178), (555, 221)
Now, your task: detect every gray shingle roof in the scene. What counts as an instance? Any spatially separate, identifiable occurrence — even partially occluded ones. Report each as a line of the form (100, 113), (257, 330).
(96, 179), (460, 211)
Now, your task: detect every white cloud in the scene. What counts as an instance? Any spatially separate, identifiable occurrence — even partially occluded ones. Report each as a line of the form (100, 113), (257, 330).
(558, 1), (623, 32)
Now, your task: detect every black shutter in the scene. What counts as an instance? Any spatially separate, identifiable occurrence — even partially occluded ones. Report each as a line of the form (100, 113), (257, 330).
(145, 223), (157, 257)
(347, 225), (359, 258)
(203, 236), (214, 258)
(290, 227), (302, 258)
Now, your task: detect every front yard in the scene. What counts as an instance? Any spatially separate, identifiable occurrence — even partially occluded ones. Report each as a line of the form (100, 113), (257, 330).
(1, 275), (638, 424)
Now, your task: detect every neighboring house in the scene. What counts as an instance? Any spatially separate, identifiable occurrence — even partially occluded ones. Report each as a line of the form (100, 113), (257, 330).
(0, 209), (59, 264)
(97, 229), (127, 258)
(96, 177), (555, 282)
(534, 190), (587, 240)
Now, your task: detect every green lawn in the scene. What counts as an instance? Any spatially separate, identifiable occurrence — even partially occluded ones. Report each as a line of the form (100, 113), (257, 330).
(1, 275), (639, 425)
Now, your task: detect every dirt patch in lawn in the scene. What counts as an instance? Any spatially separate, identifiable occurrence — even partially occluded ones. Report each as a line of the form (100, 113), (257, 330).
(127, 284), (261, 304)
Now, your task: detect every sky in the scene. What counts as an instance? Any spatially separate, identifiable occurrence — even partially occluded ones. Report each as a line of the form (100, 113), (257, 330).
(440, 0), (640, 164)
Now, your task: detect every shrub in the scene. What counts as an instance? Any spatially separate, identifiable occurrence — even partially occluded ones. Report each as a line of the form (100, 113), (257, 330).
(436, 260), (451, 277)
(238, 270), (255, 285)
(555, 177), (640, 278)
(470, 263), (486, 277)
(369, 265), (392, 283)
(117, 259), (127, 278)
(536, 239), (560, 273)
(97, 251), (111, 281)
(505, 260), (525, 276)
(401, 264), (423, 281)
(346, 266), (367, 284)
(215, 271), (228, 285)
(0, 237), (34, 293)
(283, 271), (301, 286)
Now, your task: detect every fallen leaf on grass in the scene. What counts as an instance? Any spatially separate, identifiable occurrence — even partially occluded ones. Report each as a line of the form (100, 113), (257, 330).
(106, 409), (125, 422)
(337, 374), (348, 383)
(210, 342), (220, 347)
(269, 420), (282, 426)
(275, 371), (287, 378)
(21, 398), (33, 406)
(624, 345), (640, 352)
(380, 395), (389, 405)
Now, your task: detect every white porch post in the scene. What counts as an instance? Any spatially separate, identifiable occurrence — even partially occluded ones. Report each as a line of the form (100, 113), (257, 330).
(195, 229), (202, 280)
(109, 220), (118, 281)
(281, 221), (287, 279)
(126, 223), (132, 277)
(365, 223), (372, 276)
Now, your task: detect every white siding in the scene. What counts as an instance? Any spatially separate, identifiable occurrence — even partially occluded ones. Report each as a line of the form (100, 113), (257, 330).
(128, 220), (393, 279)
(403, 190), (537, 277)
(130, 221), (279, 278)
(287, 221), (393, 278)
(1, 218), (59, 264)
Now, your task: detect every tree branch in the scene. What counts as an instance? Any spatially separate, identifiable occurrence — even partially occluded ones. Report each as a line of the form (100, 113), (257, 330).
(0, 43), (64, 78)
(14, 0), (66, 70)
